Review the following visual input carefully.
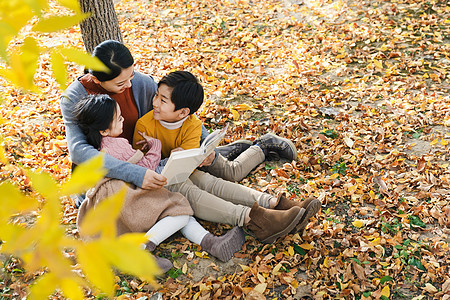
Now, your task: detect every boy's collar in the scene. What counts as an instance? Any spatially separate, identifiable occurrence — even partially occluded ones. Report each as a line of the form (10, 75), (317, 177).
(158, 116), (189, 130)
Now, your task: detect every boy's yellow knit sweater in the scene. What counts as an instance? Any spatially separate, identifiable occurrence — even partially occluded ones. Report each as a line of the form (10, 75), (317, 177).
(133, 110), (202, 159)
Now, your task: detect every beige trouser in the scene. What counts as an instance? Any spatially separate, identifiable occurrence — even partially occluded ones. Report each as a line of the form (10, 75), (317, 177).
(202, 145), (265, 182)
(167, 169), (274, 227)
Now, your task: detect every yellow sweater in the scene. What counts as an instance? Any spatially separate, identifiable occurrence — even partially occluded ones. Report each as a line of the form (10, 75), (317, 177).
(133, 111), (202, 159)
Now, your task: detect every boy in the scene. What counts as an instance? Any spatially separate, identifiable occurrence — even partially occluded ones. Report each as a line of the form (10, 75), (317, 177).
(133, 71), (320, 243)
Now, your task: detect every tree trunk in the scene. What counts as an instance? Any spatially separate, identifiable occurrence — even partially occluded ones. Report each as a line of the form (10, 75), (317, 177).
(78, 0), (123, 53)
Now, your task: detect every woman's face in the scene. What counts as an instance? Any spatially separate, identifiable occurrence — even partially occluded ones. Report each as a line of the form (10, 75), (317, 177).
(98, 65), (135, 94)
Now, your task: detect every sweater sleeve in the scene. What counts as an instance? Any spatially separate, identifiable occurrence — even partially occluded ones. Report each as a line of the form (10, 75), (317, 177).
(100, 137), (136, 161)
(136, 138), (162, 171)
(60, 80), (147, 187)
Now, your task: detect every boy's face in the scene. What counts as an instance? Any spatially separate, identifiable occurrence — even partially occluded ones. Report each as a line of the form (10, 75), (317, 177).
(153, 84), (188, 122)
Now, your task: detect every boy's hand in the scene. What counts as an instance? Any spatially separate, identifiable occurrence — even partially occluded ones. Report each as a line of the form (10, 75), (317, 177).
(142, 169), (167, 189)
(199, 152), (215, 167)
(170, 147), (184, 153)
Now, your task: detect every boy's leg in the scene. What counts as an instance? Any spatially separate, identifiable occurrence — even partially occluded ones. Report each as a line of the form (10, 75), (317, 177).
(167, 179), (249, 226)
(189, 170), (274, 209)
(203, 145), (265, 182)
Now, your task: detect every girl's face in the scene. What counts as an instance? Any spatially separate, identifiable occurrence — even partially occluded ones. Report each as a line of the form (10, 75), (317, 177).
(103, 104), (124, 137)
(152, 84), (189, 122)
(96, 65), (135, 94)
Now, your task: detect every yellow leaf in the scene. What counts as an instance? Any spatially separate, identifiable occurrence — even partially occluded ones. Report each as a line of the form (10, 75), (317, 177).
(60, 154), (107, 196)
(0, 181), (38, 222)
(50, 49), (68, 89)
(77, 243), (115, 296)
(329, 173), (339, 179)
(373, 59), (383, 69)
(299, 243), (314, 250)
(29, 273), (59, 300)
(239, 264), (250, 271)
(231, 109), (239, 121)
(323, 256), (330, 268)
(79, 188), (126, 238)
(34, 14), (90, 32)
(352, 220), (365, 228)
(232, 103), (253, 111)
(60, 278), (85, 300)
(440, 139), (448, 146)
(381, 285), (390, 297)
(1, 37), (40, 91)
(0, 224), (28, 253)
(195, 251), (208, 258)
(369, 190), (376, 199)
(272, 263), (282, 275)
(232, 58), (241, 63)
(102, 237), (159, 282)
(430, 138), (438, 145)
(27, 170), (59, 199)
(0, 143), (7, 164)
(56, 0), (82, 12)
(58, 46), (109, 73)
(288, 246), (294, 256)
(370, 238), (381, 246)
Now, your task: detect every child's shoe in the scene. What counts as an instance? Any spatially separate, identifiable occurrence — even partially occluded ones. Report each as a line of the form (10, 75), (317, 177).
(144, 241), (173, 273)
(273, 193), (321, 233)
(200, 227), (246, 262)
(245, 202), (305, 243)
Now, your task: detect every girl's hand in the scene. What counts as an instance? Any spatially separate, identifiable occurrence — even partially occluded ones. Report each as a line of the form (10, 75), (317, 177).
(137, 131), (155, 144)
(136, 131), (158, 151)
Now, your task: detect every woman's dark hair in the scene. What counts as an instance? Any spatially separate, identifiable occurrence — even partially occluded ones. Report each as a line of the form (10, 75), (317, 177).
(158, 71), (204, 114)
(74, 94), (117, 149)
(89, 40), (134, 82)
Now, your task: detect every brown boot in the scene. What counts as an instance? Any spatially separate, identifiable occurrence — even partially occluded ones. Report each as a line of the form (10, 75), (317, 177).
(245, 202), (305, 243)
(274, 193), (321, 233)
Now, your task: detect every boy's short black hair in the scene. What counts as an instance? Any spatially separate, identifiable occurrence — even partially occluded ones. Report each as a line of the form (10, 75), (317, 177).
(158, 71), (204, 114)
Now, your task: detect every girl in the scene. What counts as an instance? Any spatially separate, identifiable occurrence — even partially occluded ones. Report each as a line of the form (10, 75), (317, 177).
(74, 94), (245, 272)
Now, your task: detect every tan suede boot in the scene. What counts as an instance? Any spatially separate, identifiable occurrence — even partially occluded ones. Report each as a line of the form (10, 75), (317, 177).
(274, 193), (321, 233)
(245, 202), (305, 243)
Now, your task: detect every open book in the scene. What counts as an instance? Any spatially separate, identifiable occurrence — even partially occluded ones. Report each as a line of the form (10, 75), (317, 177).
(161, 123), (229, 186)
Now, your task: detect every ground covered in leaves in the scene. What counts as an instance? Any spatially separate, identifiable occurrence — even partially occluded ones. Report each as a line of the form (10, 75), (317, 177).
(0, 0), (449, 299)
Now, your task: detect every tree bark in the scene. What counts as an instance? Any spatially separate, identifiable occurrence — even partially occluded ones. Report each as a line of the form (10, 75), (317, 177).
(78, 0), (123, 53)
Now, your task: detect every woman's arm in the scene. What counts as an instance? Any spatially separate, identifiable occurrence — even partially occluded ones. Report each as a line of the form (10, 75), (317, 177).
(60, 81), (147, 187)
